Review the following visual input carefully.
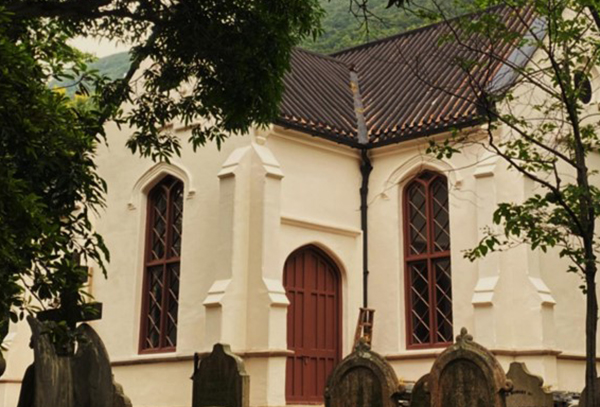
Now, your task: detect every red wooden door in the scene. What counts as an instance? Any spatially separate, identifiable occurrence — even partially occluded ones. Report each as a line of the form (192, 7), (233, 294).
(284, 246), (342, 404)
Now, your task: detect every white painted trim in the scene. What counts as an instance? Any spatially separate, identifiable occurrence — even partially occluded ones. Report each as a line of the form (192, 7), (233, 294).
(383, 154), (462, 194)
(472, 276), (499, 306)
(203, 279), (232, 308)
(280, 215), (361, 238)
(127, 162), (196, 210)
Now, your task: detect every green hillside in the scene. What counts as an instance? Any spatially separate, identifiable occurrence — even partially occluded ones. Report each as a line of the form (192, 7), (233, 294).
(302, 0), (465, 54)
(49, 52), (132, 95)
(86, 51), (132, 80)
(302, 0), (425, 53)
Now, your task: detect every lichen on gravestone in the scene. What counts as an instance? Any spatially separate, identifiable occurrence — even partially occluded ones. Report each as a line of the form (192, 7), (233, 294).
(428, 328), (512, 407)
(410, 374), (430, 407)
(325, 338), (404, 407)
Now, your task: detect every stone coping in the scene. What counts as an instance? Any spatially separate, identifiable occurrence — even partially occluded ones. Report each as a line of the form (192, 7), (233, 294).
(111, 349), (293, 367)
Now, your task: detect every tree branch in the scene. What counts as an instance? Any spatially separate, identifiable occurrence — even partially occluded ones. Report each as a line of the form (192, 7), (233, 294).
(6, 0), (159, 23)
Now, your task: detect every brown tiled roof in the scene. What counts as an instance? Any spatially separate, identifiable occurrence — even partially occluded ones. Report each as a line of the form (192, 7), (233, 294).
(277, 48), (359, 146)
(277, 6), (537, 148)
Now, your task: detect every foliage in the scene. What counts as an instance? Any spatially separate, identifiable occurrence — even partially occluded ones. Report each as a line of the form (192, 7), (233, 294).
(302, 0), (470, 53)
(0, 7), (108, 343)
(0, 0), (322, 351)
(416, 0), (600, 401)
(58, 0), (471, 81)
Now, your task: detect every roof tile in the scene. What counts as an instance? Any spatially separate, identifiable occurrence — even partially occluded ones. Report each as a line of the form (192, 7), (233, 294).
(278, 5), (536, 147)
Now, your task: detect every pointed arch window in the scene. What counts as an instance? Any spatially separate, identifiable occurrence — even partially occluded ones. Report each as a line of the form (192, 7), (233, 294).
(403, 171), (452, 349)
(140, 175), (184, 353)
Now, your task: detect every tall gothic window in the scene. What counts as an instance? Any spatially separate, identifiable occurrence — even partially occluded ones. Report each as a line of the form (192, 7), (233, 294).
(403, 171), (452, 348)
(140, 176), (184, 353)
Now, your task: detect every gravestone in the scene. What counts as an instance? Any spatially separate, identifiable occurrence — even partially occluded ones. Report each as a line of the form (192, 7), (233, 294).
(578, 377), (600, 407)
(429, 328), (512, 407)
(324, 339), (404, 407)
(0, 351), (5, 378)
(506, 362), (553, 407)
(16, 316), (132, 407)
(1, 314), (7, 378)
(192, 343), (249, 407)
(410, 373), (431, 407)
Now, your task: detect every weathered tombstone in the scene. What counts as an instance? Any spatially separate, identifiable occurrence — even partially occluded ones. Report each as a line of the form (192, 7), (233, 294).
(410, 374), (431, 407)
(16, 316), (132, 407)
(73, 323), (123, 407)
(324, 339), (404, 407)
(506, 362), (553, 407)
(0, 351), (5, 378)
(192, 343), (250, 407)
(429, 328), (512, 407)
(0, 314), (7, 378)
(578, 377), (600, 407)
(28, 316), (74, 406)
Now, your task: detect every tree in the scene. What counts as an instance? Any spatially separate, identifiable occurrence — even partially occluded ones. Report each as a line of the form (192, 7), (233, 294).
(0, 0), (322, 357)
(388, 0), (600, 403)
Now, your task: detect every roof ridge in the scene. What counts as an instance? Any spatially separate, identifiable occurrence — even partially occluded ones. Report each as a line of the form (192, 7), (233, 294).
(329, 4), (506, 57)
(293, 47), (354, 70)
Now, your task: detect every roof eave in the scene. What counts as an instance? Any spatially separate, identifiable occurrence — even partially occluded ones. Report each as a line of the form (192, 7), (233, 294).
(367, 117), (486, 149)
(273, 118), (363, 149)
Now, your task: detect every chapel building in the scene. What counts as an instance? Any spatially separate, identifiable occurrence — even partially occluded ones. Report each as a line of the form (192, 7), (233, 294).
(1, 5), (599, 407)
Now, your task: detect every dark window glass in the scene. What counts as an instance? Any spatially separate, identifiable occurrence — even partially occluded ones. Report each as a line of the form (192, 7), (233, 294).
(404, 171), (452, 348)
(141, 176), (183, 352)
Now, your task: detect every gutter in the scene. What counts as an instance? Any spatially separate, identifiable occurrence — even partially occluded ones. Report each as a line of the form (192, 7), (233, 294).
(359, 150), (372, 308)
(350, 66), (372, 308)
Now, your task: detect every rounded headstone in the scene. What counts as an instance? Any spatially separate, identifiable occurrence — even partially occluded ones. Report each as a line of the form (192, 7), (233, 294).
(325, 340), (404, 407)
(192, 343), (249, 407)
(410, 374), (431, 407)
(506, 362), (553, 407)
(429, 328), (512, 407)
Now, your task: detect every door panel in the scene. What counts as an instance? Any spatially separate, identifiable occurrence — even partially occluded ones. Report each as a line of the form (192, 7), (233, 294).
(284, 246), (341, 404)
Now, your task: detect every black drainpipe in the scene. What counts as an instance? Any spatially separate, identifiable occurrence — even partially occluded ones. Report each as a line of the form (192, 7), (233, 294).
(359, 149), (372, 308)
(350, 66), (371, 308)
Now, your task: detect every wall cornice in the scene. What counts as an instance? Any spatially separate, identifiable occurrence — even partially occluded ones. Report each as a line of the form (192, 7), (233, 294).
(110, 349), (293, 367)
(281, 215), (361, 238)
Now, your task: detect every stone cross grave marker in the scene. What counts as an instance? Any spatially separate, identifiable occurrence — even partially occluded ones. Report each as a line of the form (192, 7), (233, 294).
(425, 327), (512, 407)
(192, 343), (249, 407)
(506, 362), (553, 407)
(324, 339), (404, 407)
(16, 316), (132, 407)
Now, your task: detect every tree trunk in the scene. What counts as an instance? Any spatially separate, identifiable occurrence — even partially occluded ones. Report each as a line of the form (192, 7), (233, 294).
(585, 263), (598, 407)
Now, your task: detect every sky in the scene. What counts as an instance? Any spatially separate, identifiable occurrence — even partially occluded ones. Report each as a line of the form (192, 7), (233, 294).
(70, 36), (130, 58)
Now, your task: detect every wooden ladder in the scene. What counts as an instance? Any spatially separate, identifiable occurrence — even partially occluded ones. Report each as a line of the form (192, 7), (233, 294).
(353, 308), (375, 348)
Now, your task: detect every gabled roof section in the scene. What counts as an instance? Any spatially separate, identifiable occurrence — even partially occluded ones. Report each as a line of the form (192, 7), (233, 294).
(277, 48), (359, 145)
(278, 6), (538, 148)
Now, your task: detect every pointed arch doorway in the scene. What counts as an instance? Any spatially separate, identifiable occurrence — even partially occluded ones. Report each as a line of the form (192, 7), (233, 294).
(283, 245), (342, 404)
